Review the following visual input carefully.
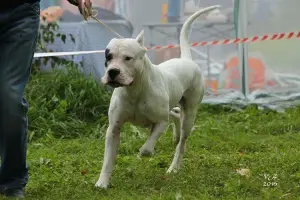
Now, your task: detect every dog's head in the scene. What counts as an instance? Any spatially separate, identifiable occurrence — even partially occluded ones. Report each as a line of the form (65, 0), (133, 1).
(101, 31), (147, 88)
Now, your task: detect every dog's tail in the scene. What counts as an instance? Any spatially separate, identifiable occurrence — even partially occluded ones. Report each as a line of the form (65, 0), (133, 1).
(180, 5), (221, 59)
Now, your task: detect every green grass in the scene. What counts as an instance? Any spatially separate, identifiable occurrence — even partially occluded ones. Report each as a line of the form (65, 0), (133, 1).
(24, 106), (300, 200)
(3, 67), (300, 199)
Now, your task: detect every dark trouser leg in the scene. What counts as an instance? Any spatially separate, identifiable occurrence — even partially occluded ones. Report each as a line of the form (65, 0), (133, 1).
(0, 2), (40, 190)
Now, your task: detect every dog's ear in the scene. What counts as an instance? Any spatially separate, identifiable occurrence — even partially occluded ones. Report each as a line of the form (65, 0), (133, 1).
(136, 30), (145, 46)
(135, 30), (147, 57)
(137, 47), (147, 58)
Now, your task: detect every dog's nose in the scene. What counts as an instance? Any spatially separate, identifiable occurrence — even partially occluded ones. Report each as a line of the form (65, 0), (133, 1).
(108, 68), (120, 80)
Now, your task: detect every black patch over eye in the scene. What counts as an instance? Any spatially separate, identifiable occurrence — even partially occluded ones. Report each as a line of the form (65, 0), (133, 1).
(125, 56), (132, 61)
(104, 49), (112, 68)
(105, 48), (113, 61)
(106, 54), (113, 61)
(105, 48), (110, 57)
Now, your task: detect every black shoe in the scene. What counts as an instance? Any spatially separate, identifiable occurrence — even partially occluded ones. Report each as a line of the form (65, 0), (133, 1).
(0, 188), (24, 198)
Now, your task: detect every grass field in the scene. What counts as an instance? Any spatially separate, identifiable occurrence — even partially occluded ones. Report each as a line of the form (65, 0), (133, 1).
(3, 67), (300, 200)
(23, 105), (300, 200)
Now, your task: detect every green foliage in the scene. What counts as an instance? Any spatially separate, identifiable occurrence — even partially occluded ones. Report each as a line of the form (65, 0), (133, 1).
(26, 65), (112, 140)
(26, 19), (112, 140)
(32, 20), (78, 74)
(25, 105), (300, 199)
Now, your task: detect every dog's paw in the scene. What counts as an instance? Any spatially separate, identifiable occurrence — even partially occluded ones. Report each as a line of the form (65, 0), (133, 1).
(139, 145), (155, 156)
(139, 147), (155, 157)
(166, 166), (179, 174)
(95, 175), (109, 189)
(95, 180), (108, 189)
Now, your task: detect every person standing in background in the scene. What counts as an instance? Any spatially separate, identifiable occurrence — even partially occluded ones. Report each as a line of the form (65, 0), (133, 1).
(0, 0), (91, 198)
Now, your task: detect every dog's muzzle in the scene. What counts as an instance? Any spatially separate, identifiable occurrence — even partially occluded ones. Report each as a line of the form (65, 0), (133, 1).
(102, 68), (133, 88)
(108, 68), (120, 80)
(104, 68), (131, 88)
(106, 68), (122, 88)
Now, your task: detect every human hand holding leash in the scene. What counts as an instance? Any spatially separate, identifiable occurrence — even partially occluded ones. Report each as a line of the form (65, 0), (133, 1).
(68, 0), (93, 20)
(68, 0), (123, 38)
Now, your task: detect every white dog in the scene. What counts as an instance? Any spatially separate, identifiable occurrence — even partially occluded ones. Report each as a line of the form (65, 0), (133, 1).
(96, 5), (220, 189)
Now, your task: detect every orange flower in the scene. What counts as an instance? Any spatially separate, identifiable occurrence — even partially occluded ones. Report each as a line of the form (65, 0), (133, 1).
(40, 6), (63, 23)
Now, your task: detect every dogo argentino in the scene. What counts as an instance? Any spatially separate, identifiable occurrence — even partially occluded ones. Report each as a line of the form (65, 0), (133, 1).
(96, 5), (220, 189)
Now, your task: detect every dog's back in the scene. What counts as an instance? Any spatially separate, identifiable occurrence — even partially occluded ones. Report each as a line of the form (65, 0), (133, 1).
(157, 58), (201, 89)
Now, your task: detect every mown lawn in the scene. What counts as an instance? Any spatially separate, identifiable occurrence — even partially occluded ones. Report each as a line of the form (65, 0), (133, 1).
(22, 105), (300, 200)
(2, 68), (299, 200)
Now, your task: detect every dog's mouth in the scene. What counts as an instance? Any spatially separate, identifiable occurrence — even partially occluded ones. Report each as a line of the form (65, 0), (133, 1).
(108, 80), (133, 88)
(108, 81), (124, 88)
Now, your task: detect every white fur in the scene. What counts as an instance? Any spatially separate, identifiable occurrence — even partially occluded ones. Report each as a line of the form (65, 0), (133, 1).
(96, 5), (221, 189)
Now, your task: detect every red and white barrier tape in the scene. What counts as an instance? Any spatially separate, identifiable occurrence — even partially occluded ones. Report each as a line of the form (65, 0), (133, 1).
(147, 31), (300, 50)
(33, 31), (300, 58)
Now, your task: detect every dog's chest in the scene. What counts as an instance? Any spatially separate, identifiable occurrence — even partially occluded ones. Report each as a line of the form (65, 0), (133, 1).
(127, 100), (165, 127)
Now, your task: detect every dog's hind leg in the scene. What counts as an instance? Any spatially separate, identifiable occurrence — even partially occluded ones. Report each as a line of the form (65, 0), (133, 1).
(139, 121), (168, 156)
(170, 107), (181, 146)
(167, 97), (200, 173)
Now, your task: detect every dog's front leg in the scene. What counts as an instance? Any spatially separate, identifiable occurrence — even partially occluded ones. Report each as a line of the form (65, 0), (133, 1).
(139, 121), (168, 156)
(95, 124), (121, 189)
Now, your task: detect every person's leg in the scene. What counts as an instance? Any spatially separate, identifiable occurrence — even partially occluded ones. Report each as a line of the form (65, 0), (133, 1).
(0, 2), (40, 195)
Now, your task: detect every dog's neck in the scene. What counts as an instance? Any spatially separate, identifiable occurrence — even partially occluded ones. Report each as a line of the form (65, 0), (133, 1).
(122, 54), (155, 98)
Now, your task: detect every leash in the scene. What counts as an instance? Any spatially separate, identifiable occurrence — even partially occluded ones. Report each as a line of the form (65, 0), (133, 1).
(82, 2), (124, 39)
(90, 9), (124, 38)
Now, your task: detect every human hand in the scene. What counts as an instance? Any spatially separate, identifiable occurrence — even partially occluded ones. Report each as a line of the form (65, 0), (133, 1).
(68, 0), (93, 20)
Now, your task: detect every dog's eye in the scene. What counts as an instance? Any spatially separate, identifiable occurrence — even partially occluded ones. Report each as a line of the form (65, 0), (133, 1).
(125, 56), (132, 61)
(106, 53), (113, 61)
